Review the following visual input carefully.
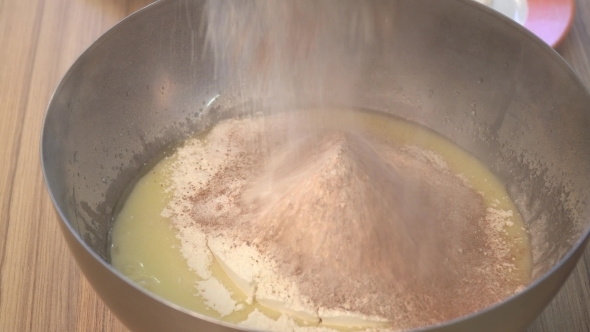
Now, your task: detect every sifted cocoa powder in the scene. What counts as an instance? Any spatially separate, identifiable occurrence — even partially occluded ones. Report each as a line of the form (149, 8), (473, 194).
(178, 115), (523, 330)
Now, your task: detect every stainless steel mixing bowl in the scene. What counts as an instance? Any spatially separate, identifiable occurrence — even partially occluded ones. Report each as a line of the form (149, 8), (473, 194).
(41, 0), (590, 331)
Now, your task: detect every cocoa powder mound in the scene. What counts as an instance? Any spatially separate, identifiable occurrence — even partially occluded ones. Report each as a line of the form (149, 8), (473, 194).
(187, 117), (519, 330)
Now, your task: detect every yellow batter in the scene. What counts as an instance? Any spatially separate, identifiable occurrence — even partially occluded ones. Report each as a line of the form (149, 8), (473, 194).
(110, 109), (531, 331)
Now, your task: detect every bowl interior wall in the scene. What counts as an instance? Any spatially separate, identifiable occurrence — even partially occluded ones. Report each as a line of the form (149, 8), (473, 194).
(43, 0), (590, 284)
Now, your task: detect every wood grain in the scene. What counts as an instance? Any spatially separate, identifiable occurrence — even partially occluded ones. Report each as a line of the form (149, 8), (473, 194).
(0, 1), (588, 331)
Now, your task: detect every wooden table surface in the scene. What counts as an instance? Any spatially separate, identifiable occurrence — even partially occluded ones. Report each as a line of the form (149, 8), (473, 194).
(0, 0), (589, 331)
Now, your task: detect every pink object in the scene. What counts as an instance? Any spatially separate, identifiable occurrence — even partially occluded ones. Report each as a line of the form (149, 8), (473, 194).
(524, 0), (576, 47)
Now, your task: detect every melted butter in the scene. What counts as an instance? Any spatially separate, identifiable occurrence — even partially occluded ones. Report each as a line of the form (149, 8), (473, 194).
(110, 109), (531, 330)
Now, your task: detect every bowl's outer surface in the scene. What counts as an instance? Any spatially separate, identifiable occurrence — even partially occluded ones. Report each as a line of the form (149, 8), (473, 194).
(42, 0), (590, 331)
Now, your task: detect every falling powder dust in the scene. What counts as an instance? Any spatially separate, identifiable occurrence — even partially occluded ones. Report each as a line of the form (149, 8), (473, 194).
(151, 1), (530, 330)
